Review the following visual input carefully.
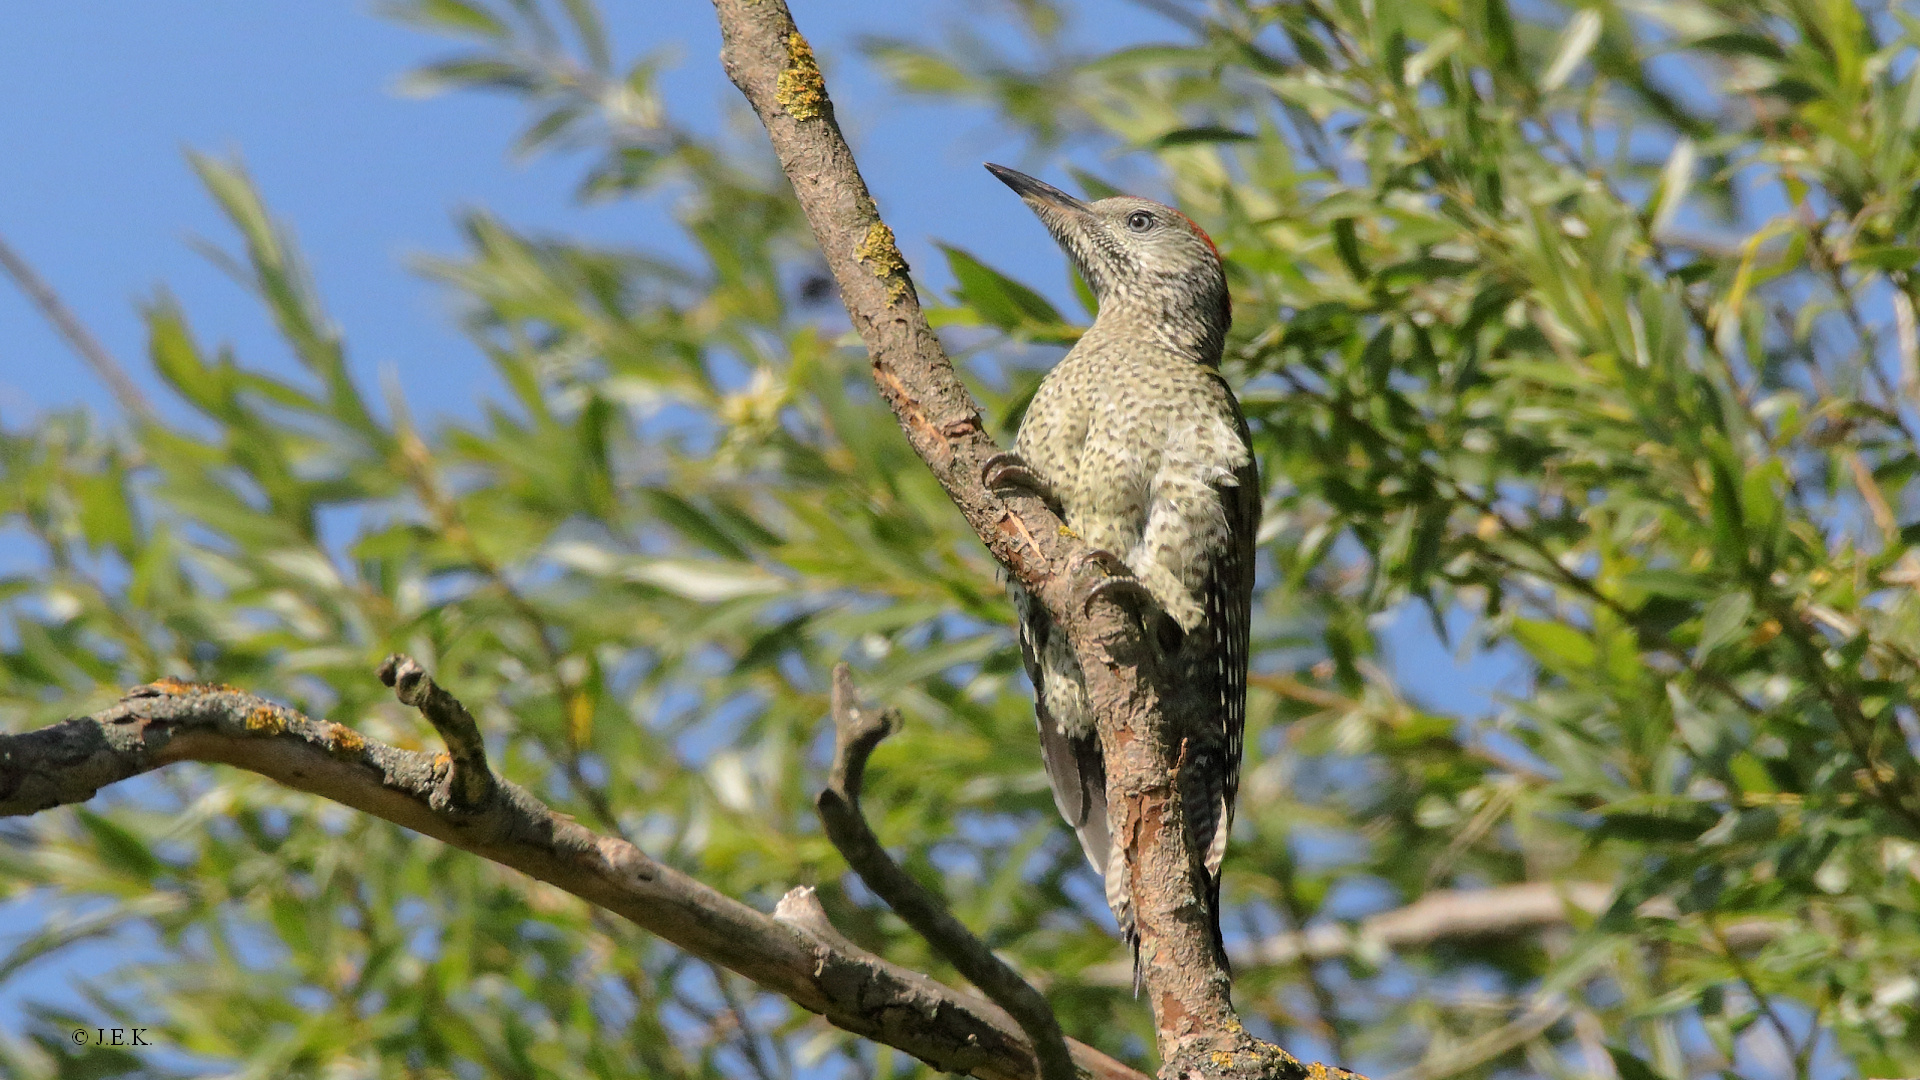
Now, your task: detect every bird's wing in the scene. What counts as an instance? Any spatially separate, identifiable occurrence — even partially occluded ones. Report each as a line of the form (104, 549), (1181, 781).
(1015, 585), (1111, 879)
(1197, 377), (1260, 882)
(1038, 693), (1111, 878)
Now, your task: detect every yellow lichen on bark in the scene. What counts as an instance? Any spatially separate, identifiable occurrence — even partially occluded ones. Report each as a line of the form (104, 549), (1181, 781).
(325, 724), (367, 756)
(140, 677), (240, 696)
(775, 32), (825, 121)
(244, 706), (286, 735)
(856, 221), (911, 303)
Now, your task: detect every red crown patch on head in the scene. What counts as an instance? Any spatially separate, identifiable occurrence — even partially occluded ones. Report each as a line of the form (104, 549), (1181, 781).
(1168, 209), (1220, 260)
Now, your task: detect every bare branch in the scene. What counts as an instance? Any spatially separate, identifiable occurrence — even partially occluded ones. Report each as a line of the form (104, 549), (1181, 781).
(817, 664), (1076, 1080)
(0, 229), (156, 421)
(1249, 882), (1610, 968)
(378, 652), (495, 811)
(706, 4), (1346, 1074)
(0, 675), (1143, 1080)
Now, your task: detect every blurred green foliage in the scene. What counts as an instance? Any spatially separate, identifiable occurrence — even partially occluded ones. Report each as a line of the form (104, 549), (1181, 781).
(5, 0), (1920, 1077)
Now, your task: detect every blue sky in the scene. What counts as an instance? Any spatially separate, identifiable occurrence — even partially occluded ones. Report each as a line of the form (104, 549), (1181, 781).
(0, 1), (1173, 424)
(0, 0), (1523, 1038)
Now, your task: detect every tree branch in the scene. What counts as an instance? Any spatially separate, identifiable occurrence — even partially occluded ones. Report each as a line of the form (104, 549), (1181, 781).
(817, 664), (1076, 1080)
(0, 229), (155, 421)
(1086, 882), (1784, 985)
(378, 653), (494, 811)
(707, 4), (1340, 1074)
(0, 673), (1142, 1080)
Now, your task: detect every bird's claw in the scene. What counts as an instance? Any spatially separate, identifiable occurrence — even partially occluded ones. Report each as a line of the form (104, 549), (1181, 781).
(1082, 574), (1160, 618)
(1073, 550), (1184, 652)
(982, 451), (1050, 500)
(1070, 548), (1131, 581)
(1072, 549), (1152, 617)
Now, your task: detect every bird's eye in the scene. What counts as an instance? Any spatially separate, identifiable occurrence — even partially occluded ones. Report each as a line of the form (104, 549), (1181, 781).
(1125, 210), (1156, 232)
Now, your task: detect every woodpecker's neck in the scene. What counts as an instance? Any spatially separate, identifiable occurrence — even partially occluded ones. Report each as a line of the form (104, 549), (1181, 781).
(1087, 275), (1231, 365)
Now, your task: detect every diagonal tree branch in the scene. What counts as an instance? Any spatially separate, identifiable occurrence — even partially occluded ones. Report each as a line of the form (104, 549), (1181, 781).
(0, 229), (156, 422)
(817, 664), (1076, 1080)
(0, 672), (1142, 1080)
(706, 5), (1349, 1076)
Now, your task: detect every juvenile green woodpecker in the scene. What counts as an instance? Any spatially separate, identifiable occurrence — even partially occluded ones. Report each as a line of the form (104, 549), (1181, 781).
(983, 163), (1257, 987)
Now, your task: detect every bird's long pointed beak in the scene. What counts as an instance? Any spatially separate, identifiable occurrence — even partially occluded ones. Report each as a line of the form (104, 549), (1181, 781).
(984, 163), (1091, 214)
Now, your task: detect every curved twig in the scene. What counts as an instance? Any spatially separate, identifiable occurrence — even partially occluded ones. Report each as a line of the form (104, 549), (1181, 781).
(816, 664), (1076, 1080)
(378, 652), (495, 811)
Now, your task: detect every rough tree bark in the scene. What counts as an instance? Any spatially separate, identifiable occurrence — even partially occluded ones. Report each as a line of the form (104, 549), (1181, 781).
(708, 2), (1356, 1076)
